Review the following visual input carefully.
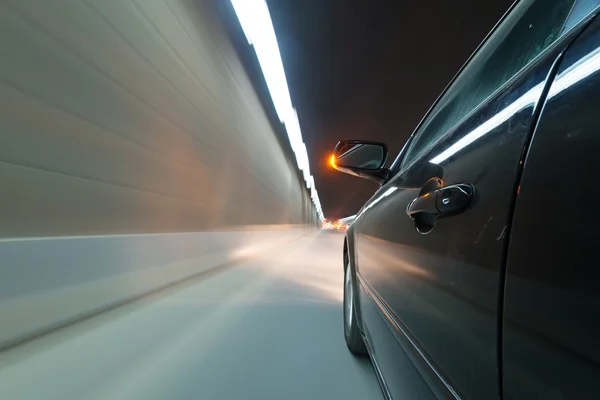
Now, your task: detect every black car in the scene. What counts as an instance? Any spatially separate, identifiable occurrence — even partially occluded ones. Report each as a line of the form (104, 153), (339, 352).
(331, 1), (600, 399)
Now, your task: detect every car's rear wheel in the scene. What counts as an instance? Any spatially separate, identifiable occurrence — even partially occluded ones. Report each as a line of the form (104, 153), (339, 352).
(344, 261), (367, 354)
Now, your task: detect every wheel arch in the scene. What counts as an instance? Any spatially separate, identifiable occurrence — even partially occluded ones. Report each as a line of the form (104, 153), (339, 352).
(343, 224), (356, 272)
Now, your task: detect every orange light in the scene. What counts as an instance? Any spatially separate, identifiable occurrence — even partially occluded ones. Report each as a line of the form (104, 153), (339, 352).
(329, 154), (336, 167)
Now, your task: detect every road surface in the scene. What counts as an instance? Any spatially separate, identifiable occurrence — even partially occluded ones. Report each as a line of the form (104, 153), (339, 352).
(0, 231), (381, 399)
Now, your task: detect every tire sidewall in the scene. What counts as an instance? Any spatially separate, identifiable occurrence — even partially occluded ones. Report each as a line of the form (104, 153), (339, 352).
(344, 264), (353, 338)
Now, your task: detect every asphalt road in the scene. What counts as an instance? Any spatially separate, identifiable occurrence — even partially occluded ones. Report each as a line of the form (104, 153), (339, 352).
(0, 231), (381, 399)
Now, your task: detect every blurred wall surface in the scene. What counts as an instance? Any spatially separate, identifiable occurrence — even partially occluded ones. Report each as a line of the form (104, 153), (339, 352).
(0, 0), (316, 348)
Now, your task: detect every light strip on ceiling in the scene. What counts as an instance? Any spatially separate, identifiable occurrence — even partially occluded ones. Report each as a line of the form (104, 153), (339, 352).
(230, 0), (324, 220)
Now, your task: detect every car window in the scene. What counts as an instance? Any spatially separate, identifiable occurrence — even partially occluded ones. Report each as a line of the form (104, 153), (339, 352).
(399, 0), (577, 171)
(562, 0), (600, 33)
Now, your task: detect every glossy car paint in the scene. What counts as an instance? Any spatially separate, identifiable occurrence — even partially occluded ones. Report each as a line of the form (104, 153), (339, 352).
(502, 14), (600, 399)
(342, 3), (600, 399)
(353, 48), (566, 400)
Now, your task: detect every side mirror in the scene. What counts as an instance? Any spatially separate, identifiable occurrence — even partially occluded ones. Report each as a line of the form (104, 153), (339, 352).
(331, 140), (389, 184)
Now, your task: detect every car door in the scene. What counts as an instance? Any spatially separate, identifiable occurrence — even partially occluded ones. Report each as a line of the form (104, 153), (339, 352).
(352, 1), (583, 398)
(502, 6), (600, 399)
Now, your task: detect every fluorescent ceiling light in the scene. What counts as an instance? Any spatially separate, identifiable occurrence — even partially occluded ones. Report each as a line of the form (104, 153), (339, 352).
(230, 0), (293, 123)
(231, 0), (323, 217)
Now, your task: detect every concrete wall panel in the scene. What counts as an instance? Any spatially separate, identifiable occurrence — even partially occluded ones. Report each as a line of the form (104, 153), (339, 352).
(0, 0), (317, 348)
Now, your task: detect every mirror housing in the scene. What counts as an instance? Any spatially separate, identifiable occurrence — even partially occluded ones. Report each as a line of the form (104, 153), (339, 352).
(331, 140), (389, 184)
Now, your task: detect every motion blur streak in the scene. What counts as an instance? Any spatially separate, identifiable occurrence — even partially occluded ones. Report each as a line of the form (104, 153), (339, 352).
(0, 233), (380, 400)
(0, 0), (326, 356)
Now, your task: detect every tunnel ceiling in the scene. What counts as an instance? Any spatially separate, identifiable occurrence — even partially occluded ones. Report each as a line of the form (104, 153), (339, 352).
(265, 0), (511, 219)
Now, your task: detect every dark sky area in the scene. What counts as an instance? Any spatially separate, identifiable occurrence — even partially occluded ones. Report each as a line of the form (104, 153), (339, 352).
(266, 0), (512, 219)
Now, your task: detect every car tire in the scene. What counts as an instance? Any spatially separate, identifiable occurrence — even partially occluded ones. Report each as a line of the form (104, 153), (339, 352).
(344, 260), (367, 355)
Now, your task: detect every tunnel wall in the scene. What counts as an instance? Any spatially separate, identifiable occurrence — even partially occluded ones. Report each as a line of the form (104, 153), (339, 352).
(0, 0), (316, 348)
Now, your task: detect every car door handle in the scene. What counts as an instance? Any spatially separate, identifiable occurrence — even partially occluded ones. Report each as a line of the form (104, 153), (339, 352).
(406, 183), (474, 219)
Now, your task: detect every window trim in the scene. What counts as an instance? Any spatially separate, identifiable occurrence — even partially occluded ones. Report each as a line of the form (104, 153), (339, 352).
(390, 0), (599, 176)
(388, 0), (522, 174)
